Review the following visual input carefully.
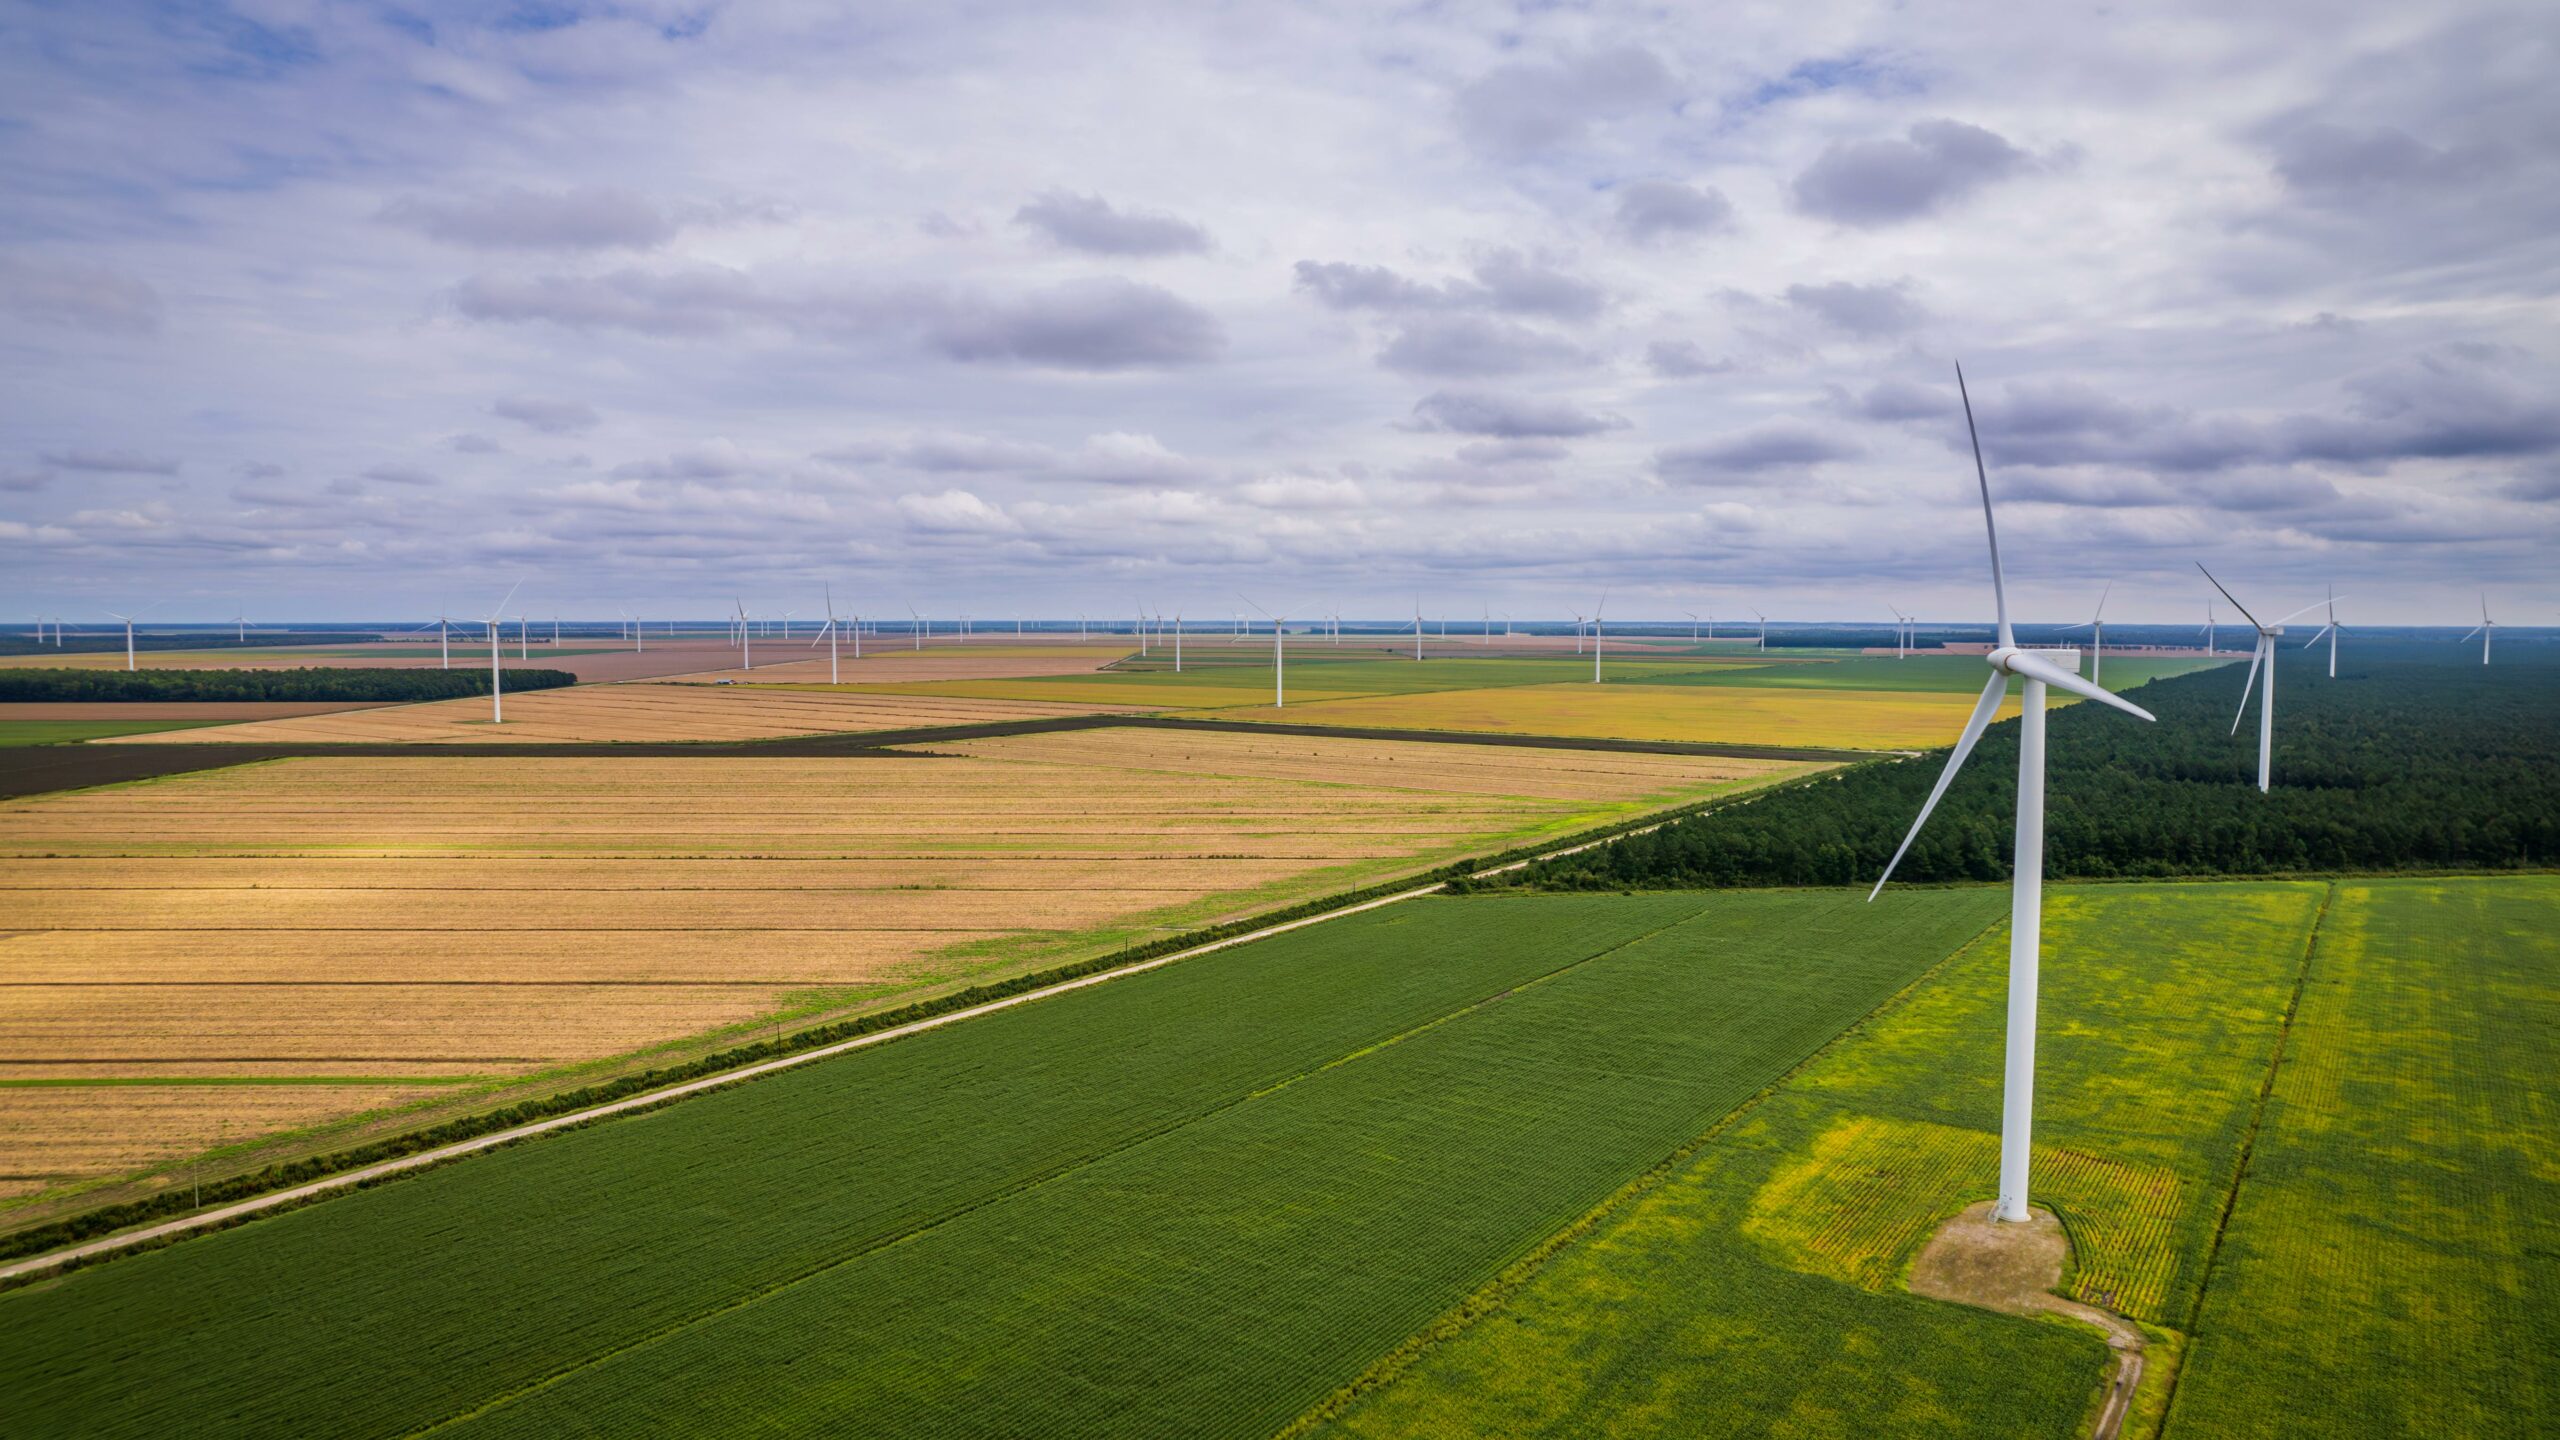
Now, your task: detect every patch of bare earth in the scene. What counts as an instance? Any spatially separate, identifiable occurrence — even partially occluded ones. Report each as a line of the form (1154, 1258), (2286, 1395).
(1909, 1201), (2147, 1440)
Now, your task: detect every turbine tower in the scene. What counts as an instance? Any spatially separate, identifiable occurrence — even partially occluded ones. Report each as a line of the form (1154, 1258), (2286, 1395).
(2066, 582), (2114, 687)
(1240, 595), (1287, 707)
(2200, 567), (2336, 794)
(482, 581), (522, 723)
(734, 600), (755, 671)
(2300, 586), (2340, 678)
(1590, 592), (1609, 682)
(810, 584), (845, 683)
(1871, 362), (2156, 1226)
(2460, 594), (2498, 665)
(105, 606), (151, 671)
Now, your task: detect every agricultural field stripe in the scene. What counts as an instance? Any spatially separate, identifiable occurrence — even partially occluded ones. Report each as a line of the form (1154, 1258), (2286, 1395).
(1271, 907), (2010, 1439)
(0, 776), (1707, 1280)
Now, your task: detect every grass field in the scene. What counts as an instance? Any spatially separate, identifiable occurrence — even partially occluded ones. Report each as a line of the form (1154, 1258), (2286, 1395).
(1308, 880), (2326, 1438)
(0, 734), (1806, 1210)
(2162, 877), (2560, 1437)
(0, 719), (227, 746)
(1218, 681), (2029, 749)
(0, 889), (2010, 1438)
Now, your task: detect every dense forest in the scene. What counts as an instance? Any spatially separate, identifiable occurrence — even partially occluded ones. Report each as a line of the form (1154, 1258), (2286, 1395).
(0, 668), (579, 702)
(1481, 645), (2560, 891)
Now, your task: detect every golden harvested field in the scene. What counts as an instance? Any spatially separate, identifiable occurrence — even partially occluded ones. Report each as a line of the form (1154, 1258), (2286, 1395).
(1218, 681), (2029, 750)
(0, 702), (394, 721)
(0, 639), (770, 683)
(0, 736), (1804, 1204)
(683, 642), (1133, 685)
(111, 682), (1136, 744)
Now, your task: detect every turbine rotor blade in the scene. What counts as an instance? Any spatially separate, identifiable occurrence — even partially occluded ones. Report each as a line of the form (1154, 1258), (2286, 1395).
(2459, 624), (2484, 642)
(2271, 597), (2337, 627)
(2231, 639), (2265, 735)
(2196, 564), (2262, 630)
(2301, 624), (2331, 649)
(1955, 361), (2013, 649)
(2008, 649), (2156, 721)
(1868, 669), (2011, 900)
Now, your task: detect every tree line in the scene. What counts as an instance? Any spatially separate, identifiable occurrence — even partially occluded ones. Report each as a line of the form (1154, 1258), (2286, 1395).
(0, 668), (580, 703)
(1475, 648), (2560, 892)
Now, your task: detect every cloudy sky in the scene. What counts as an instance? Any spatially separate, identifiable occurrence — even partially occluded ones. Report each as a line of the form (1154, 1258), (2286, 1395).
(2, 1), (2553, 626)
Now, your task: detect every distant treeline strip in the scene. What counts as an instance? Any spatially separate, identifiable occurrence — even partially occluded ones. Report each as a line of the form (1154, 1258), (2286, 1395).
(1476, 649), (2560, 892)
(0, 631), (364, 657)
(0, 668), (579, 703)
(0, 779), (1774, 1272)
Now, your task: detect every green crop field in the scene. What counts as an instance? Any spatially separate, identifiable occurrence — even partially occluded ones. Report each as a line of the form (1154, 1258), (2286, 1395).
(0, 889), (2002, 1438)
(2162, 877), (2560, 1437)
(1616, 653), (2227, 693)
(0, 718), (225, 745)
(1310, 880), (2327, 1439)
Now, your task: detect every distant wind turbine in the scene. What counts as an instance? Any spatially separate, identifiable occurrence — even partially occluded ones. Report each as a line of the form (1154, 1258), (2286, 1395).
(2299, 586), (2340, 678)
(1173, 613), (1183, 672)
(1590, 591), (1609, 683)
(735, 599), (756, 671)
(907, 603), (924, 652)
(1870, 361), (2156, 1227)
(1240, 594), (1288, 707)
(810, 584), (848, 682)
(2065, 582), (2114, 686)
(1685, 610), (1700, 643)
(2200, 566), (2338, 794)
(2460, 593), (2498, 666)
(1753, 609), (1768, 652)
(105, 605), (152, 672)
(483, 581), (523, 722)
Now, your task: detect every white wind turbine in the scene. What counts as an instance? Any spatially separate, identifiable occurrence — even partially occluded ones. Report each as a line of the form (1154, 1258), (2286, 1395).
(620, 607), (645, 652)
(2460, 593), (2498, 666)
(907, 603), (925, 652)
(2300, 586), (2340, 678)
(734, 599), (756, 671)
(1173, 613), (1184, 672)
(482, 581), (523, 723)
(105, 605), (153, 671)
(1411, 600), (1424, 661)
(2199, 567), (2337, 794)
(2065, 582), (2114, 687)
(1870, 362), (2157, 1227)
(2203, 601), (2216, 658)
(1686, 611), (1700, 643)
(1753, 609), (1768, 652)
(1240, 595), (1290, 706)
(1590, 591), (1609, 682)
(809, 584), (849, 683)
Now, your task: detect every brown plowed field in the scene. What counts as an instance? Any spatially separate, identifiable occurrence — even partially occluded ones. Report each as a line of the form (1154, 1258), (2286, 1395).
(0, 702), (395, 721)
(0, 735), (1812, 1204)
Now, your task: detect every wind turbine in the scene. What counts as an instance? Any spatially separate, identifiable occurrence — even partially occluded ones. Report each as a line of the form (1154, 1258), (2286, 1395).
(1686, 611), (1700, 643)
(105, 605), (152, 671)
(734, 600), (756, 671)
(1590, 591), (1609, 682)
(811, 584), (847, 683)
(2300, 586), (2340, 678)
(516, 614), (529, 660)
(1753, 609), (1768, 652)
(1870, 362), (2157, 1227)
(2460, 593), (2498, 666)
(2065, 583), (2114, 687)
(1240, 594), (1288, 707)
(620, 608), (645, 652)
(2203, 601), (2216, 658)
(483, 581), (522, 722)
(1412, 600), (1424, 661)
(907, 604), (924, 652)
(1483, 605), (1492, 645)
(2199, 567), (2336, 794)
(1173, 613), (1184, 673)
(233, 610), (251, 644)
(1572, 613), (1585, 656)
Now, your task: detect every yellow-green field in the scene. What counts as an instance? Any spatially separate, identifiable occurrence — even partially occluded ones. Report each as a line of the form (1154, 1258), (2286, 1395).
(1218, 681), (2028, 750)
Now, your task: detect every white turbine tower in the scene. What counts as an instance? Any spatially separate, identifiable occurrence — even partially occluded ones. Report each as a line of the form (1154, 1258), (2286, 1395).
(2203, 601), (2216, 658)
(2300, 586), (2340, 678)
(1686, 611), (1700, 643)
(105, 605), (152, 671)
(2065, 582), (2114, 687)
(1240, 595), (1288, 706)
(1173, 613), (1184, 673)
(2460, 593), (2498, 665)
(810, 584), (847, 683)
(482, 581), (522, 723)
(907, 603), (925, 652)
(2200, 567), (2336, 794)
(734, 599), (756, 671)
(1412, 600), (1424, 662)
(1753, 609), (1768, 652)
(621, 607), (645, 652)
(1870, 363), (2157, 1227)
(1590, 592), (1609, 682)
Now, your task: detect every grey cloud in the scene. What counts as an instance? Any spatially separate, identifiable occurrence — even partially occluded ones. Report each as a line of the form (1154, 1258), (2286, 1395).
(1294, 251), (1603, 321)
(452, 267), (769, 336)
(381, 187), (678, 251)
(491, 396), (600, 434)
(1377, 315), (1586, 377)
(2502, 473), (2560, 502)
(1409, 390), (1628, 439)
(1454, 44), (1677, 157)
(1792, 119), (2031, 225)
(821, 432), (1059, 473)
(1013, 192), (1210, 256)
(1453, 438), (1570, 466)
(448, 434), (502, 454)
(0, 256), (164, 335)
(40, 448), (180, 475)
(1656, 422), (1858, 482)
(1, 468), (49, 493)
(2268, 123), (2507, 206)
(1646, 341), (1740, 378)
(233, 462), (286, 480)
(1613, 181), (1735, 243)
(1054, 433), (1210, 486)
(613, 441), (752, 480)
(1835, 377), (1951, 420)
(1784, 280), (1926, 336)
(927, 278), (1224, 369)
(361, 462), (437, 486)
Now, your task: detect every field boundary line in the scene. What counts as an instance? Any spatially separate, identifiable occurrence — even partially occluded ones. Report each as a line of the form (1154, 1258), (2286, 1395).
(398, 903), (1717, 1437)
(2151, 878), (2335, 1435)
(0, 784), (1718, 1284)
(1268, 904), (2012, 1440)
